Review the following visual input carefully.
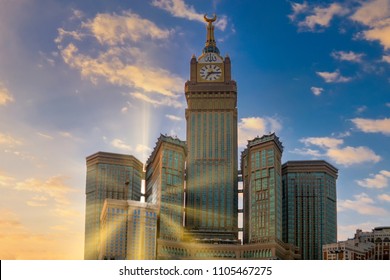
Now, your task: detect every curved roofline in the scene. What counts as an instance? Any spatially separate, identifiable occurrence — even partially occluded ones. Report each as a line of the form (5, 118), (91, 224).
(374, 226), (390, 231)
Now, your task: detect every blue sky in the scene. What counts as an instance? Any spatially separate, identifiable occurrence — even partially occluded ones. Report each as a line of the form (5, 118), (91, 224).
(0, 0), (389, 259)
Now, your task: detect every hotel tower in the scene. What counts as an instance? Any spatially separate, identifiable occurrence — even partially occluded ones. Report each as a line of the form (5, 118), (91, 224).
(184, 15), (238, 243)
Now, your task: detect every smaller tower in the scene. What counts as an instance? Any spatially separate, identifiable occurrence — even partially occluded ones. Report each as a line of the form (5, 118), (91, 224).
(282, 160), (338, 260)
(241, 133), (283, 244)
(145, 134), (187, 258)
(84, 152), (143, 260)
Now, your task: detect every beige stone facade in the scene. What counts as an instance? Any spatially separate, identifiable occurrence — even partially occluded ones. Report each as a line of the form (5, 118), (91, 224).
(323, 227), (390, 260)
(99, 199), (158, 260)
(157, 238), (300, 260)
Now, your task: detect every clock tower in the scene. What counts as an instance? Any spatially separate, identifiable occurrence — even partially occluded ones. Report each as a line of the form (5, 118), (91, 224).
(184, 15), (238, 243)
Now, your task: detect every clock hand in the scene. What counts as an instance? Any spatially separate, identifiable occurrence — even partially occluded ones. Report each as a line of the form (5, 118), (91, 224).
(208, 71), (221, 75)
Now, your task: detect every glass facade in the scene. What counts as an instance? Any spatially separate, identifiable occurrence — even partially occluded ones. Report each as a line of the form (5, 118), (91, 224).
(242, 134), (283, 244)
(282, 161), (338, 260)
(145, 134), (186, 245)
(84, 152), (143, 259)
(185, 108), (238, 240)
(159, 148), (185, 241)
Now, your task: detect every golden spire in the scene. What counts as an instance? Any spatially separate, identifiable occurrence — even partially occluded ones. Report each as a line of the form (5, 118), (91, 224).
(203, 14), (220, 54)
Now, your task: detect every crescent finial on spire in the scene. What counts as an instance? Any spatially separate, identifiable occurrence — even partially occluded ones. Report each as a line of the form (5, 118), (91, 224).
(202, 14), (220, 54)
(204, 14), (217, 23)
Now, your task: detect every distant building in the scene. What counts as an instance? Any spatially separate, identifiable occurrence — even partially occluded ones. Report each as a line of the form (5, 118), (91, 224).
(323, 227), (390, 260)
(84, 152), (143, 259)
(282, 160), (338, 260)
(323, 238), (375, 260)
(354, 227), (390, 260)
(241, 133), (284, 244)
(99, 199), (157, 260)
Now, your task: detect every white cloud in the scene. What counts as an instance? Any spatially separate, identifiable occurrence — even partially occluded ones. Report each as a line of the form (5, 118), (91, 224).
(60, 43), (185, 99)
(288, 1), (309, 21)
(110, 139), (151, 161)
(54, 28), (84, 44)
(0, 82), (14, 105)
(350, 0), (389, 26)
(152, 0), (203, 22)
(36, 132), (54, 140)
(338, 193), (388, 216)
(131, 92), (183, 108)
(82, 11), (172, 45)
(290, 148), (323, 157)
(364, 25), (390, 50)
(316, 69), (352, 83)
(356, 105), (367, 114)
(310, 86), (324, 96)
(135, 144), (152, 154)
(59, 131), (73, 138)
(383, 55), (390, 63)
(214, 15), (228, 31)
(111, 138), (132, 152)
(331, 50), (364, 62)
(152, 0), (228, 31)
(327, 146), (381, 166)
(299, 136), (381, 166)
(335, 131), (352, 138)
(165, 114), (182, 121)
(289, 2), (348, 31)
(70, 9), (84, 21)
(120, 101), (135, 114)
(350, 0), (390, 49)
(351, 117), (390, 135)
(378, 193), (390, 202)
(356, 170), (390, 189)
(15, 176), (76, 206)
(301, 137), (343, 149)
(238, 117), (282, 147)
(0, 172), (15, 187)
(0, 133), (22, 147)
(56, 11), (186, 107)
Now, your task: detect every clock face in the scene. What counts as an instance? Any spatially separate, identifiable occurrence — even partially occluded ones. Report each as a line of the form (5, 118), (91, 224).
(199, 64), (222, 81)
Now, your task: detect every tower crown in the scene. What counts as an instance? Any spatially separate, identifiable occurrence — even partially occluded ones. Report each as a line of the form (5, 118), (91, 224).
(203, 14), (220, 55)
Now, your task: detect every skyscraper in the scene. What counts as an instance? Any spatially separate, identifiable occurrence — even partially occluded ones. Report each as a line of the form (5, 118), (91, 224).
(84, 152), (143, 259)
(241, 133), (284, 244)
(282, 160), (338, 260)
(184, 15), (238, 242)
(145, 134), (186, 242)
